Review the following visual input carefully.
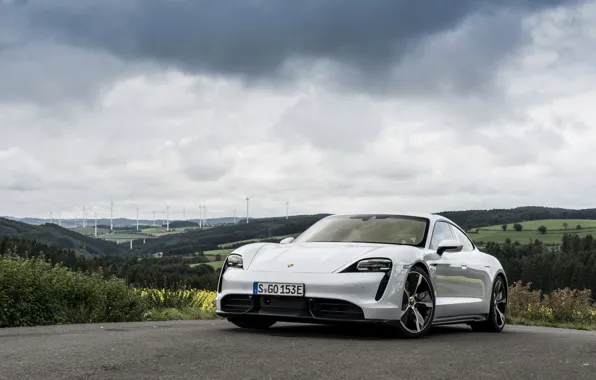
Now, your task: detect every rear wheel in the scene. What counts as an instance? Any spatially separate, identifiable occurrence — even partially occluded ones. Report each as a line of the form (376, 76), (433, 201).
(471, 276), (507, 332)
(392, 266), (436, 338)
(228, 316), (277, 330)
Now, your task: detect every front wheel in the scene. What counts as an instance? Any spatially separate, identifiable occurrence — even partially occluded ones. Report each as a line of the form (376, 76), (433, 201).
(391, 266), (436, 338)
(228, 316), (277, 330)
(471, 276), (507, 333)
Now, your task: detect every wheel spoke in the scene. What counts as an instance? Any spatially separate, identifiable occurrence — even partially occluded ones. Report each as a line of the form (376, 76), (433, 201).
(401, 306), (412, 324)
(418, 301), (434, 308)
(496, 306), (505, 326)
(413, 307), (424, 332)
(413, 271), (423, 294)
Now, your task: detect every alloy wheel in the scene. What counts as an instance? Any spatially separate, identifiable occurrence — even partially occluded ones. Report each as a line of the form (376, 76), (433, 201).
(493, 278), (507, 328)
(399, 270), (434, 334)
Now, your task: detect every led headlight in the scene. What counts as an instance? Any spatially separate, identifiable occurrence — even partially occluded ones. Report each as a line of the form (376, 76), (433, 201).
(355, 258), (392, 272)
(227, 254), (243, 268)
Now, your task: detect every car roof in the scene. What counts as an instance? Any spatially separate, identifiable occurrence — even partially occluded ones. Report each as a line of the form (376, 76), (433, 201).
(329, 212), (456, 225)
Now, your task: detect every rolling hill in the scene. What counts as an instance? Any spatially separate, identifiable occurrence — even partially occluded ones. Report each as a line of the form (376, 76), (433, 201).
(437, 206), (596, 230)
(468, 219), (596, 244)
(132, 214), (329, 256)
(0, 218), (126, 256)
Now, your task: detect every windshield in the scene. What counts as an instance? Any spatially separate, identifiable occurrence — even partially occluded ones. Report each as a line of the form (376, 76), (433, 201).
(293, 214), (429, 247)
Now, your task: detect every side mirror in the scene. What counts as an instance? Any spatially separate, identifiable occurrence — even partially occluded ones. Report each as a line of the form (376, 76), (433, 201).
(436, 239), (463, 256)
(280, 237), (295, 244)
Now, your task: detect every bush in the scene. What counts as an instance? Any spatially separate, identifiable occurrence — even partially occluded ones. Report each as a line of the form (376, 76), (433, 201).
(0, 255), (147, 327)
(507, 281), (596, 325)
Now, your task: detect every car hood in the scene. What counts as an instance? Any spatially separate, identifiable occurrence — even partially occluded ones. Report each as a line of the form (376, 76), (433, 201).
(246, 242), (391, 273)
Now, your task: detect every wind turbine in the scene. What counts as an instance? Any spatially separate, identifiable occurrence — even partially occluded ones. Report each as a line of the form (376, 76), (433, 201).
(285, 199), (289, 219)
(165, 203), (170, 231)
(82, 205), (87, 228)
(198, 204), (205, 228)
(233, 208), (236, 224)
(152, 211), (156, 227)
(136, 205), (139, 231)
(245, 194), (253, 224)
(109, 196), (114, 231)
(58, 212), (62, 227)
(94, 212), (98, 237)
(203, 205), (207, 226)
(50, 211), (53, 224)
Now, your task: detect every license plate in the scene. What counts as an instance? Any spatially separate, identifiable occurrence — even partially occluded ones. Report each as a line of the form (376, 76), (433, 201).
(253, 282), (305, 297)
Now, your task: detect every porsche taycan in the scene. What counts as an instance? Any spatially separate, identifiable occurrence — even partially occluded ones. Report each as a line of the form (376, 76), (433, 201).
(215, 212), (508, 338)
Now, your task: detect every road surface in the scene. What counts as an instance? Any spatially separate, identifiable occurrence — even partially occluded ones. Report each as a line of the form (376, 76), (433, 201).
(1, 320), (595, 380)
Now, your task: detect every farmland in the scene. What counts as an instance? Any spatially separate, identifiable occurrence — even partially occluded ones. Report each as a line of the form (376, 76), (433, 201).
(469, 219), (596, 244)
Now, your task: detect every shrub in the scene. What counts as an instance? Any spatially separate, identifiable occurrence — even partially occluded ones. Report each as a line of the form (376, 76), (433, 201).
(507, 281), (596, 325)
(0, 255), (147, 327)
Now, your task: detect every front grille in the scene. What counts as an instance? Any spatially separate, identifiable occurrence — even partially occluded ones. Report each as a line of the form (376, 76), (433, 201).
(309, 298), (365, 320)
(220, 294), (366, 321)
(221, 294), (253, 313)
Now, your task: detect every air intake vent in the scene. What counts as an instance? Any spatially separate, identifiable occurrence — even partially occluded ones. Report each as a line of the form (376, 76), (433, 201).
(221, 295), (253, 313)
(309, 298), (365, 320)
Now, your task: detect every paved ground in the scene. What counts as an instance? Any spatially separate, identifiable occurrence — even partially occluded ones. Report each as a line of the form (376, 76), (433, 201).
(1, 320), (595, 380)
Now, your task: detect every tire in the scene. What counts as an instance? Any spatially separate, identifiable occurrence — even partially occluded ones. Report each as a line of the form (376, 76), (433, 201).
(391, 266), (436, 339)
(471, 275), (507, 333)
(228, 316), (277, 330)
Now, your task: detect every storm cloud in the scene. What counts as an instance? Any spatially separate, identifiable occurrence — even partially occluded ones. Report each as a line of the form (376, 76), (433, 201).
(5, 0), (581, 96)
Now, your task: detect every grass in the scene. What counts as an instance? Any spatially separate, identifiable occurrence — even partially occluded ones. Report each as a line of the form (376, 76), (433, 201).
(71, 227), (110, 235)
(188, 261), (224, 269)
(204, 248), (235, 256)
(207, 261), (224, 269)
(468, 219), (596, 243)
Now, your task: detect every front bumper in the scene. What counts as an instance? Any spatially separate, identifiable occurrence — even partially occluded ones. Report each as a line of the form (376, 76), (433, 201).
(216, 268), (408, 322)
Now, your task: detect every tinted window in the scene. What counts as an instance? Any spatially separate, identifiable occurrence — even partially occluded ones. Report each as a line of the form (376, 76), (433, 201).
(293, 214), (429, 247)
(430, 221), (454, 250)
(450, 225), (474, 252)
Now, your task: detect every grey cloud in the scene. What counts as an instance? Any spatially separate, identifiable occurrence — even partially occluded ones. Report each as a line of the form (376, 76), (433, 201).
(185, 163), (229, 182)
(0, 41), (150, 106)
(273, 94), (384, 151)
(8, 0), (582, 98)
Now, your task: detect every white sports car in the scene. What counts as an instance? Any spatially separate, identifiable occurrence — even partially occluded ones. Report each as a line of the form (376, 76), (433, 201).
(215, 212), (508, 338)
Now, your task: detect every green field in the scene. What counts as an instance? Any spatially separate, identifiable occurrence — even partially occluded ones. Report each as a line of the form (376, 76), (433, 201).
(71, 227), (110, 235)
(207, 261), (224, 269)
(204, 248), (235, 256)
(189, 261), (224, 269)
(469, 219), (596, 244)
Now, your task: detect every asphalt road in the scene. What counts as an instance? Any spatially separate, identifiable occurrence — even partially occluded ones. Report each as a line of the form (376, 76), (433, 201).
(1, 320), (595, 380)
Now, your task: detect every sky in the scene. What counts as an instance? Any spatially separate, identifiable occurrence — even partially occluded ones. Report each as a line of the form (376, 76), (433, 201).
(1, 0), (596, 221)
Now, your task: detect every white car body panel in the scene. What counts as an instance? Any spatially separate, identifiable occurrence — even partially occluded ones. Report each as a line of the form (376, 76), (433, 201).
(215, 212), (507, 327)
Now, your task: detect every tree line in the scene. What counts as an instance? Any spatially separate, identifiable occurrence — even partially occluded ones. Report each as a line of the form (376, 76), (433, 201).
(0, 236), (219, 290)
(485, 234), (596, 295)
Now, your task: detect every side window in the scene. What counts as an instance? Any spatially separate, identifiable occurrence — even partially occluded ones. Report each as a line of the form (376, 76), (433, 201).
(430, 221), (455, 250)
(450, 225), (475, 252)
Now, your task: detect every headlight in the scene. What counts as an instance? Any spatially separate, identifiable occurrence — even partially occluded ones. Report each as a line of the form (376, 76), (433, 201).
(227, 254), (243, 268)
(340, 258), (392, 273)
(356, 258), (392, 272)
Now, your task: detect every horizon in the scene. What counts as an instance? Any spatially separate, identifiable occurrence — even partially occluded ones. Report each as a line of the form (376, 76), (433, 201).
(4, 204), (596, 222)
